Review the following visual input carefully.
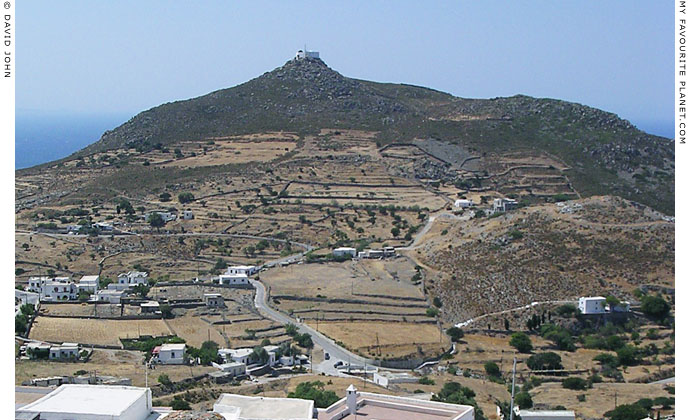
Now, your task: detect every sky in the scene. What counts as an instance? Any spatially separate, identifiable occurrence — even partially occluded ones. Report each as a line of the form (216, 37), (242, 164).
(17, 1), (673, 136)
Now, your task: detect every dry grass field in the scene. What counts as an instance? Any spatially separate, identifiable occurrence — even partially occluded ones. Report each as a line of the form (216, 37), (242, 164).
(163, 140), (297, 168)
(29, 317), (172, 346)
(307, 321), (448, 359)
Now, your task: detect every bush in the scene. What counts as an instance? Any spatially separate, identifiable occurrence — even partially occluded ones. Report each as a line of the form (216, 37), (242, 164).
(593, 353), (619, 367)
(555, 304), (577, 317)
(158, 374), (172, 387)
(418, 376), (435, 385)
(526, 352), (563, 371)
(288, 381), (339, 408)
(616, 345), (641, 366)
(515, 391), (533, 408)
(562, 377), (588, 390)
(509, 332), (533, 353)
(484, 362), (500, 377)
(170, 396), (191, 410)
(426, 307), (440, 317)
(433, 296), (443, 308)
(604, 403), (648, 420)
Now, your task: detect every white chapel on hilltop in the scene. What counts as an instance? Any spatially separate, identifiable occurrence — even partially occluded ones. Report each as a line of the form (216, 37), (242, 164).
(295, 48), (319, 60)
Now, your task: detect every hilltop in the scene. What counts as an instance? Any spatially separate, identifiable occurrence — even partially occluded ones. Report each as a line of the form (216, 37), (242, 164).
(40, 55), (675, 214)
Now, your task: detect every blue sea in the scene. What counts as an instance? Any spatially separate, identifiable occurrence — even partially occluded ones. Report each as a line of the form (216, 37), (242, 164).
(14, 112), (675, 170)
(15, 110), (131, 169)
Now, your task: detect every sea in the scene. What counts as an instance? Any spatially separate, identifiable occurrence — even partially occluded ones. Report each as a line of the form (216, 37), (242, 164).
(15, 110), (131, 170)
(14, 112), (675, 170)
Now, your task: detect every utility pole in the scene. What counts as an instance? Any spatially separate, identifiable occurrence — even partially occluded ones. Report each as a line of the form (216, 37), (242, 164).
(509, 357), (516, 420)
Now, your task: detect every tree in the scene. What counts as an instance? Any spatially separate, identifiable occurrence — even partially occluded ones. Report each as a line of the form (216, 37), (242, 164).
(484, 362), (500, 377)
(616, 345), (641, 366)
(288, 381), (339, 408)
(294, 333), (314, 348)
(604, 403), (648, 420)
(159, 192), (171, 202)
(391, 227), (400, 237)
(178, 192), (195, 204)
(432, 382), (486, 420)
(593, 353), (619, 367)
(446, 327), (464, 342)
(526, 352), (563, 370)
(515, 391), (533, 409)
(15, 315), (27, 335)
(251, 346), (269, 364)
(433, 296), (443, 308)
(640, 295), (671, 320)
(509, 332), (533, 353)
(20, 304), (35, 317)
(148, 213), (165, 229)
(160, 304), (173, 319)
(285, 323), (298, 337)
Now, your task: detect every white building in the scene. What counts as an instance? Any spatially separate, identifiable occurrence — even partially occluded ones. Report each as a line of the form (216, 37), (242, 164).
(15, 289), (39, 316)
(214, 393), (314, 420)
(333, 247), (357, 258)
(77, 275), (100, 293)
(140, 301), (160, 313)
(319, 385), (474, 420)
(219, 273), (249, 286)
(114, 271), (149, 289)
(212, 361), (247, 377)
(27, 276), (78, 301)
(49, 343), (80, 360)
(219, 348), (254, 365)
(295, 49), (320, 60)
(93, 222), (114, 231)
(493, 197), (518, 212)
(226, 265), (257, 276)
(182, 210), (194, 220)
(156, 343), (186, 365)
(204, 293), (225, 307)
(94, 289), (126, 304)
(518, 409), (576, 420)
(578, 296), (607, 314)
(15, 384), (153, 420)
(372, 371), (419, 388)
(146, 211), (177, 223)
(454, 199), (474, 208)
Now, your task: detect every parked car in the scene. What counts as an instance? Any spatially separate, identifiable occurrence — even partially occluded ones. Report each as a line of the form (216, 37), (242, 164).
(324, 352), (330, 360)
(333, 361), (343, 368)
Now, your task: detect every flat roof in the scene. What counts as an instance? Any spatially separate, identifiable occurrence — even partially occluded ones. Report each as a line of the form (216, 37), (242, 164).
(228, 265), (255, 269)
(214, 394), (313, 420)
(161, 343), (186, 351)
(220, 348), (253, 358)
(318, 391), (472, 420)
(16, 384), (149, 416)
(520, 410), (576, 418)
(80, 275), (100, 282)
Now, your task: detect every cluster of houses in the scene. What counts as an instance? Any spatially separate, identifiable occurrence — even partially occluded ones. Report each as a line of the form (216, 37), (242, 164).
(332, 247), (396, 260)
(144, 210), (194, 224)
(21, 341), (85, 361)
(15, 382), (478, 420)
(25, 271), (149, 304)
(452, 196), (519, 214)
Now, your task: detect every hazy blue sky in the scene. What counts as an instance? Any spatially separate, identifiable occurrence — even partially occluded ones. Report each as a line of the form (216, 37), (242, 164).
(18, 1), (672, 135)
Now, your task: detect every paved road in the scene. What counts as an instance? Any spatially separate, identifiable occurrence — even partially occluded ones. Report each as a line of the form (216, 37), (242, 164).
(248, 278), (368, 376)
(650, 376), (675, 384)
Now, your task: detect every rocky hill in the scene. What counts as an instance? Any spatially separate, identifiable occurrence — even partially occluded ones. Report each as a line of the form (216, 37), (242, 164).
(412, 196), (674, 323)
(43, 56), (673, 214)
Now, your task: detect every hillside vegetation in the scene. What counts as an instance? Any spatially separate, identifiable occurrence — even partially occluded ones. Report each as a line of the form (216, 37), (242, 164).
(413, 196), (674, 323)
(36, 56), (674, 214)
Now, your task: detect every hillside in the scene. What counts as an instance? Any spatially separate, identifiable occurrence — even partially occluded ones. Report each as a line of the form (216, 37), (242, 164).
(55, 56), (675, 214)
(411, 196), (674, 324)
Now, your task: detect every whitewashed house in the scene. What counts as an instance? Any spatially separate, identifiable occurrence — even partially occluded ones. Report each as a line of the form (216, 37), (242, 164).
(218, 348), (254, 365)
(295, 49), (319, 60)
(373, 371), (418, 388)
(333, 247), (357, 258)
(454, 199), (474, 208)
(182, 210), (194, 220)
(156, 343), (186, 365)
(28, 277), (78, 301)
(146, 211), (177, 223)
(493, 197), (518, 212)
(15, 384), (153, 420)
(219, 273), (249, 286)
(225, 265), (257, 276)
(578, 296), (607, 314)
(204, 293), (225, 307)
(77, 275), (99, 293)
(49, 343), (80, 360)
(15, 289), (39, 316)
(93, 289), (125, 304)
(139, 301), (160, 313)
(212, 361), (247, 377)
(518, 409), (576, 420)
(109, 271), (149, 291)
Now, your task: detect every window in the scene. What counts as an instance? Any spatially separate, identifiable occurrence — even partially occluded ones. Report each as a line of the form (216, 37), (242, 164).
(171, 352), (175, 358)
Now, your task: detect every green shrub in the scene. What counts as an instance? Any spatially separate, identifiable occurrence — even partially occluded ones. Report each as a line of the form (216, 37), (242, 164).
(562, 377), (588, 390)
(288, 381), (339, 408)
(526, 352), (563, 370)
(418, 376), (435, 385)
(484, 362), (500, 377)
(509, 332), (533, 353)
